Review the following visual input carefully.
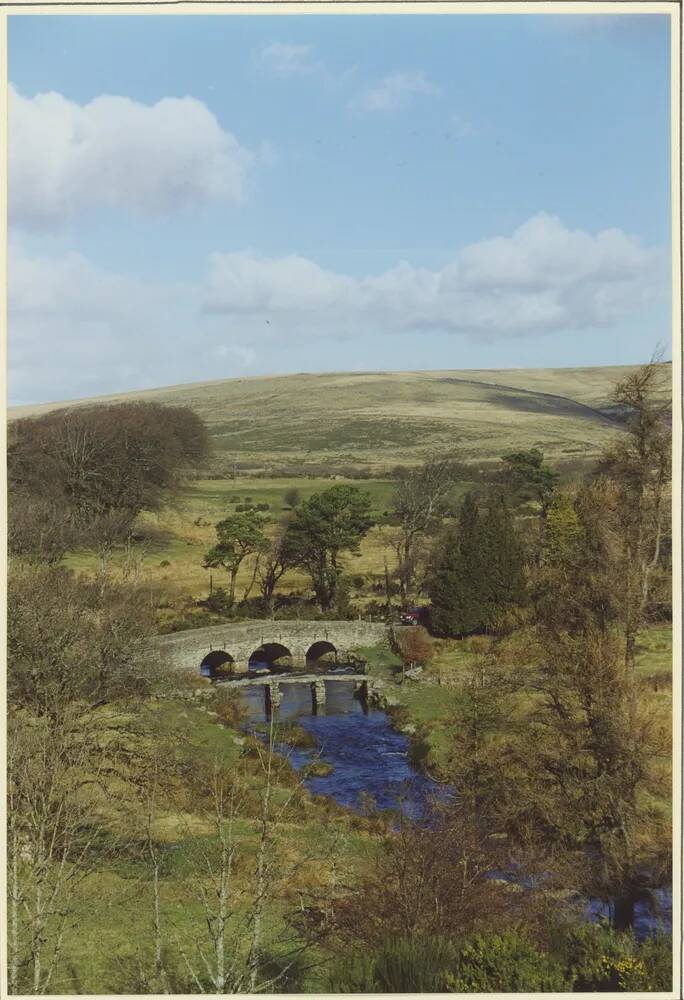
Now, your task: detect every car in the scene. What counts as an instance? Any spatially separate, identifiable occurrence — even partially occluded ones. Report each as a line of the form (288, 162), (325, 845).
(398, 606), (429, 627)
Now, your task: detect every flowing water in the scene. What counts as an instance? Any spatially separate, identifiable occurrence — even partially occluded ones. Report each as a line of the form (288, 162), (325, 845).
(237, 678), (442, 817)
(235, 678), (672, 938)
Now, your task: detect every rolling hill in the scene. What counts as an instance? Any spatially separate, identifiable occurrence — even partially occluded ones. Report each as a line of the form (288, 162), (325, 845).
(8, 364), (672, 475)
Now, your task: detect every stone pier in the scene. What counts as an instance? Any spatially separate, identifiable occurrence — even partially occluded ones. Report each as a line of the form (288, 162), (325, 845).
(311, 679), (326, 714)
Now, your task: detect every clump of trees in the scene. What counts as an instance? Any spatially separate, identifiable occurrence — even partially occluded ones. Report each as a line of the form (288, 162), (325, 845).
(427, 490), (527, 637)
(7, 400), (212, 993)
(9, 401), (211, 564)
(206, 485), (375, 616)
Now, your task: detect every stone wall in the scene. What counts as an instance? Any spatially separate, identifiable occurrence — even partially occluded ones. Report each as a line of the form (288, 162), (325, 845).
(154, 619), (389, 674)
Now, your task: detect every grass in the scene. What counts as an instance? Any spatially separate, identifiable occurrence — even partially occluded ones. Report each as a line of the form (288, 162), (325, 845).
(47, 692), (382, 994)
(12, 364), (670, 475)
(64, 475), (474, 607)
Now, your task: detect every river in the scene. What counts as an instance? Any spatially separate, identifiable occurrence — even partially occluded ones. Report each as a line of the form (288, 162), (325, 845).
(237, 678), (442, 817)
(235, 678), (672, 938)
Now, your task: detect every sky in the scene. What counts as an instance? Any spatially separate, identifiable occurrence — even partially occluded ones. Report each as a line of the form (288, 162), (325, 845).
(8, 12), (673, 405)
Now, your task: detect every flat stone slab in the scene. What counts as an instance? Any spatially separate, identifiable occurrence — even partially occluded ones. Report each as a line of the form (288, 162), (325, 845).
(223, 673), (369, 688)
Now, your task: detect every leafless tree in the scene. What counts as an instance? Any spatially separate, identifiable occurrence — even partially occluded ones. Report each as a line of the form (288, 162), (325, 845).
(390, 459), (457, 599)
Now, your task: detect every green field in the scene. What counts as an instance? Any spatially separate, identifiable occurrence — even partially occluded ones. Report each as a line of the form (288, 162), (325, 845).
(11, 363), (672, 475)
(65, 475), (473, 606)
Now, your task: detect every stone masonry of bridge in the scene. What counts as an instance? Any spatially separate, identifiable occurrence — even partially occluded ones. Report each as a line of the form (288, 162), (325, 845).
(154, 619), (389, 674)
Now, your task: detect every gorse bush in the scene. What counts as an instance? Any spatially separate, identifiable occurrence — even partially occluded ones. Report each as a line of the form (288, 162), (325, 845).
(548, 921), (672, 992)
(447, 931), (568, 993)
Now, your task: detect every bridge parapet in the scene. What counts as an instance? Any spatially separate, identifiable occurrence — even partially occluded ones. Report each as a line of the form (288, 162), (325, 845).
(154, 619), (388, 674)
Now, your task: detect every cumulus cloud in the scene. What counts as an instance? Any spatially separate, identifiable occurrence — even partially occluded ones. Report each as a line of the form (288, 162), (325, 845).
(354, 71), (441, 112)
(253, 41), (319, 77)
(9, 84), (253, 228)
(202, 213), (666, 338)
(9, 214), (667, 403)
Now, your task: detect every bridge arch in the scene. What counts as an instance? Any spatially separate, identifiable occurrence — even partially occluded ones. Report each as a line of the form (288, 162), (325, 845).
(306, 640), (337, 666)
(248, 642), (293, 672)
(200, 650), (234, 679)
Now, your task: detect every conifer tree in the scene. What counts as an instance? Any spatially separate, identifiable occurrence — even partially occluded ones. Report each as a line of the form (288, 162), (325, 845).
(481, 492), (527, 620)
(427, 492), (488, 636)
(427, 491), (526, 637)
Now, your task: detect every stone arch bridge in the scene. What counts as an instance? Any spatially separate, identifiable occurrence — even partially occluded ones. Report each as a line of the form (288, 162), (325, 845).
(154, 619), (388, 677)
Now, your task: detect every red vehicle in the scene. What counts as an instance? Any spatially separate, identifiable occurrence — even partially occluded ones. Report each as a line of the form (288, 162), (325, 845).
(399, 606), (429, 627)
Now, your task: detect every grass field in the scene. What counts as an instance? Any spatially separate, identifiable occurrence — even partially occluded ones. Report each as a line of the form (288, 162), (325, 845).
(360, 624), (674, 778)
(11, 363), (672, 475)
(64, 475), (474, 606)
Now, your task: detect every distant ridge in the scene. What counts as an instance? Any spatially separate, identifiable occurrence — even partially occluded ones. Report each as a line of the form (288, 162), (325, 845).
(9, 364), (671, 475)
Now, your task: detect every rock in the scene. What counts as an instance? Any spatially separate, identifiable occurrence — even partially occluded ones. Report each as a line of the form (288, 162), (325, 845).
(305, 761), (335, 778)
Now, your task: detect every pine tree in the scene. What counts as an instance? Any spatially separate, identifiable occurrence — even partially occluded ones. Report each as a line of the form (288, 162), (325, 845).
(427, 492), (526, 637)
(427, 492), (489, 636)
(481, 492), (527, 621)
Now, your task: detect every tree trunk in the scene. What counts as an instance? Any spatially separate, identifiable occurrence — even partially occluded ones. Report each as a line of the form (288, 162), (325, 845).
(612, 894), (635, 930)
(228, 567), (238, 608)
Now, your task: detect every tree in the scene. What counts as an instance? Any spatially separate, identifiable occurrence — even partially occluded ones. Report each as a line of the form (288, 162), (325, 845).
(258, 519), (300, 613)
(445, 655), (525, 831)
(427, 491), (525, 637)
(203, 511), (269, 610)
(390, 459), (456, 599)
(595, 359), (671, 670)
(7, 710), (111, 994)
(500, 448), (558, 518)
(426, 493), (487, 637)
(480, 492), (527, 623)
(502, 482), (671, 929)
(286, 486), (374, 611)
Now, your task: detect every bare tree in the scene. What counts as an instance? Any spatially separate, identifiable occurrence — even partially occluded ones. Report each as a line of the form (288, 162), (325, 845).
(390, 459), (457, 599)
(596, 357), (672, 670)
(7, 710), (111, 994)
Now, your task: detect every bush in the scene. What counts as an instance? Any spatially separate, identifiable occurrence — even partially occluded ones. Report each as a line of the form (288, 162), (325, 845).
(328, 937), (455, 993)
(283, 487), (301, 509)
(372, 936), (456, 992)
(201, 587), (233, 615)
(548, 921), (672, 992)
(448, 931), (568, 992)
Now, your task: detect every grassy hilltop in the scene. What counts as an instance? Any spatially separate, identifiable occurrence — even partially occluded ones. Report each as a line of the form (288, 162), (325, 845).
(10, 363), (672, 476)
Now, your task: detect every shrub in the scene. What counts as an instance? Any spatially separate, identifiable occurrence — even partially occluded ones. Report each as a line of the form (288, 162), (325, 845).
(283, 487), (301, 509)
(201, 587), (234, 615)
(549, 921), (672, 992)
(448, 931), (568, 993)
(372, 936), (455, 992)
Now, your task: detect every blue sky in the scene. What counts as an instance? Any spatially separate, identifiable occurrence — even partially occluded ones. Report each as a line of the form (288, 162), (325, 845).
(8, 13), (672, 404)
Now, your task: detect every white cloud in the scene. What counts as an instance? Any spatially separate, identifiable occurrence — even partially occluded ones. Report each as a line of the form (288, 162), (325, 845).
(9, 214), (667, 403)
(354, 71), (441, 112)
(253, 41), (319, 77)
(8, 243), (199, 401)
(9, 84), (254, 228)
(202, 213), (666, 339)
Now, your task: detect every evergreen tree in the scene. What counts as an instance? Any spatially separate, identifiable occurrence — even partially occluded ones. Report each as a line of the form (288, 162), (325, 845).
(427, 492), (526, 637)
(427, 492), (488, 636)
(481, 492), (527, 621)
